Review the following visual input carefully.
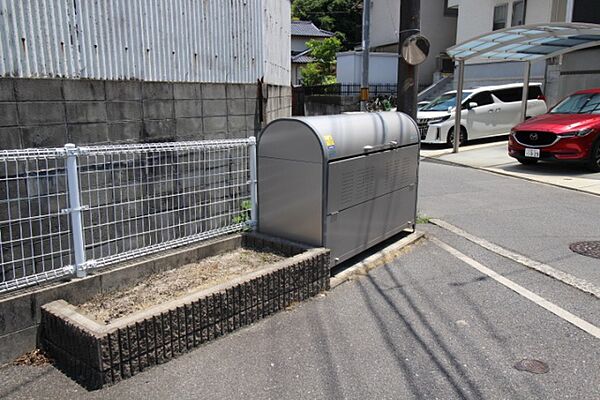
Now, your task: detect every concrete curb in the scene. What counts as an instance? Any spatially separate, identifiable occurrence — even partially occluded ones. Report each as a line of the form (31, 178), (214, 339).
(421, 156), (600, 198)
(420, 141), (508, 159)
(330, 231), (425, 289)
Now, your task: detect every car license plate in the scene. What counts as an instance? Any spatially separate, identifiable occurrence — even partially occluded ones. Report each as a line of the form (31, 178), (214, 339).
(525, 148), (540, 158)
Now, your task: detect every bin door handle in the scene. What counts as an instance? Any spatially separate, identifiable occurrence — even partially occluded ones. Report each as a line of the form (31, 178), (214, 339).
(363, 145), (374, 151)
(389, 140), (398, 146)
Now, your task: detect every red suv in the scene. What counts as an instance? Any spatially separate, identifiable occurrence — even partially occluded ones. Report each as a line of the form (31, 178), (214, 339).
(509, 88), (600, 172)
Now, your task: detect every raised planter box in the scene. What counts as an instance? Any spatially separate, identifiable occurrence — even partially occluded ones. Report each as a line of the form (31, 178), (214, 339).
(40, 233), (330, 390)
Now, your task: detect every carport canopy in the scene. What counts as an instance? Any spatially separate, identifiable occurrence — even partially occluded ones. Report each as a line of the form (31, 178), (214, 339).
(445, 22), (600, 153)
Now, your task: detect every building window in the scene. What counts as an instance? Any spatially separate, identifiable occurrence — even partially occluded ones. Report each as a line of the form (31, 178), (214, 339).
(572, 0), (600, 24)
(512, 0), (527, 26)
(493, 4), (508, 31)
(444, 0), (458, 17)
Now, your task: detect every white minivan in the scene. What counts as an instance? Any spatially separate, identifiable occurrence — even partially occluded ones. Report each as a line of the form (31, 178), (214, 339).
(417, 83), (547, 145)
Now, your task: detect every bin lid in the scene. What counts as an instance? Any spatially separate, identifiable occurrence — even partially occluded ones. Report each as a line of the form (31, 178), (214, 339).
(258, 112), (419, 163)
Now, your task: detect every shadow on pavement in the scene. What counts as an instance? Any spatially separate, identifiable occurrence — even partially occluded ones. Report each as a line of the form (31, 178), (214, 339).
(306, 307), (345, 399)
(354, 258), (551, 399)
(329, 230), (414, 278)
(357, 269), (485, 399)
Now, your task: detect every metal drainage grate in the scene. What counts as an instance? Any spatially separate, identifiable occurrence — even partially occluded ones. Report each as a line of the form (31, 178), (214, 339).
(514, 359), (549, 374)
(569, 241), (600, 259)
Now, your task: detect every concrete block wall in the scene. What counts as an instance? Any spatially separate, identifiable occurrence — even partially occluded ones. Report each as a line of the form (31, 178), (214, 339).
(265, 85), (293, 123)
(304, 95), (360, 116)
(0, 77), (292, 290)
(77, 148), (251, 261)
(0, 78), (293, 150)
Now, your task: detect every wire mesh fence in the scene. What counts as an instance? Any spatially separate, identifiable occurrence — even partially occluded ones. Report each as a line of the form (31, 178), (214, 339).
(0, 139), (255, 293)
(302, 83), (398, 97)
(0, 149), (73, 292)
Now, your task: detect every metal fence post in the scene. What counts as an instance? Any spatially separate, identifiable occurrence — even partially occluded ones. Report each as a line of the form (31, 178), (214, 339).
(453, 59), (465, 154)
(64, 144), (87, 278)
(520, 61), (531, 122)
(248, 137), (258, 230)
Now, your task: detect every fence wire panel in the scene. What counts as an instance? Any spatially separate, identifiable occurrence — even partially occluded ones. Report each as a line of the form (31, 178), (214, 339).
(0, 139), (254, 294)
(0, 149), (73, 292)
(303, 83), (398, 97)
(78, 140), (252, 268)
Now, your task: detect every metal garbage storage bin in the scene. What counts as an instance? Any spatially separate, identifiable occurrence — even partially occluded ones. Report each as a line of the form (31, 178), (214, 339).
(257, 112), (419, 266)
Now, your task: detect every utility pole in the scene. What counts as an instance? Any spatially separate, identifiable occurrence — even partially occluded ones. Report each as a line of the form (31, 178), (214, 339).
(360, 0), (371, 111)
(397, 0), (420, 119)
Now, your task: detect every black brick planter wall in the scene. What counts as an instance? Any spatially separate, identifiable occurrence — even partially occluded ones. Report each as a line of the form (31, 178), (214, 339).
(40, 234), (330, 390)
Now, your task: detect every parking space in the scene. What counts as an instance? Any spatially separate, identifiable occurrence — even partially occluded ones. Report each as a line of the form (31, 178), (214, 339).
(421, 139), (600, 196)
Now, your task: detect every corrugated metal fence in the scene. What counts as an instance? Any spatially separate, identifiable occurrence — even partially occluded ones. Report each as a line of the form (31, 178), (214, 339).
(0, 0), (290, 85)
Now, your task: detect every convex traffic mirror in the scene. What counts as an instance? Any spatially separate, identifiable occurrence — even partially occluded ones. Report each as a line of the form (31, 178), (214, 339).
(401, 34), (430, 66)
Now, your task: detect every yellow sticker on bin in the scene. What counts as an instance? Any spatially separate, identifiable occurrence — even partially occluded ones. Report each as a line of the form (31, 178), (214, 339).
(324, 135), (335, 147)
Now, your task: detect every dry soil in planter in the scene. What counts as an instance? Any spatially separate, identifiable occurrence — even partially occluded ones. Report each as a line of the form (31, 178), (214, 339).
(79, 248), (285, 324)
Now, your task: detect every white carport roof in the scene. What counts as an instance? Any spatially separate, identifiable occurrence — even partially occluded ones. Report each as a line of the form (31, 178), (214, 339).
(447, 22), (600, 62)
(445, 23), (600, 153)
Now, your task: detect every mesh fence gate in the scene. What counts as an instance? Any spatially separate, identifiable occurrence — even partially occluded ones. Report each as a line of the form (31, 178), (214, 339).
(0, 138), (256, 293)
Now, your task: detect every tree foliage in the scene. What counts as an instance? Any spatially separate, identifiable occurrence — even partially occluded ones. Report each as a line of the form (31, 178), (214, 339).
(301, 36), (342, 86)
(300, 63), (325, 86)
(292, 0), (363, 48)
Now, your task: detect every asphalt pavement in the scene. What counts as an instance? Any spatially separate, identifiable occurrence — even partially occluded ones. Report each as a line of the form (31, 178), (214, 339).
(420, 140), (600, 195)
(0, 160), (598, 399)
(418, 158), (600, 286)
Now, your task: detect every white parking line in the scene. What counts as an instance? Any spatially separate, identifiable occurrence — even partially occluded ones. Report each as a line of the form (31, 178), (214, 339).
(431, 237), (600, 339)
(430, 218), (600, 299)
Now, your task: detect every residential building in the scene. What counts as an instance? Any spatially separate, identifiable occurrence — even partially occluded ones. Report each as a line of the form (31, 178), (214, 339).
(449, 0), (600, 44)
(291, 20), (334, 85)
(336, 0), (458, 89)
(0, 0), (291, 150)
(448, 0), (600, 105)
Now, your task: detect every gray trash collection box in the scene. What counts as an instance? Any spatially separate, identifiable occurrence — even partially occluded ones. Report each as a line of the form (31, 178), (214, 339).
(257, 112), (419, 266)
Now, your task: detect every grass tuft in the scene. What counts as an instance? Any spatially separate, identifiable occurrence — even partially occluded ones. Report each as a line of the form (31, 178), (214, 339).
(416, 214), (431, 224)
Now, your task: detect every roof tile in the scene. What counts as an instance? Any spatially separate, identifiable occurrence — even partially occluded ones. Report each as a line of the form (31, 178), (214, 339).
(291, 21), (334, 38)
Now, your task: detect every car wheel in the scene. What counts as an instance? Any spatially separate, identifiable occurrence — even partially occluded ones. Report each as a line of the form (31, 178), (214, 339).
(586, 139), (600, 172)
(447, 127), (467, 148)
(517, 158), (538, 165)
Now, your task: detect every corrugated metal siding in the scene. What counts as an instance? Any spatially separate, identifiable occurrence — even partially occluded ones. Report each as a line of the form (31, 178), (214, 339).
(263, 0), (291, 86)
(0, 0), (290, 84)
